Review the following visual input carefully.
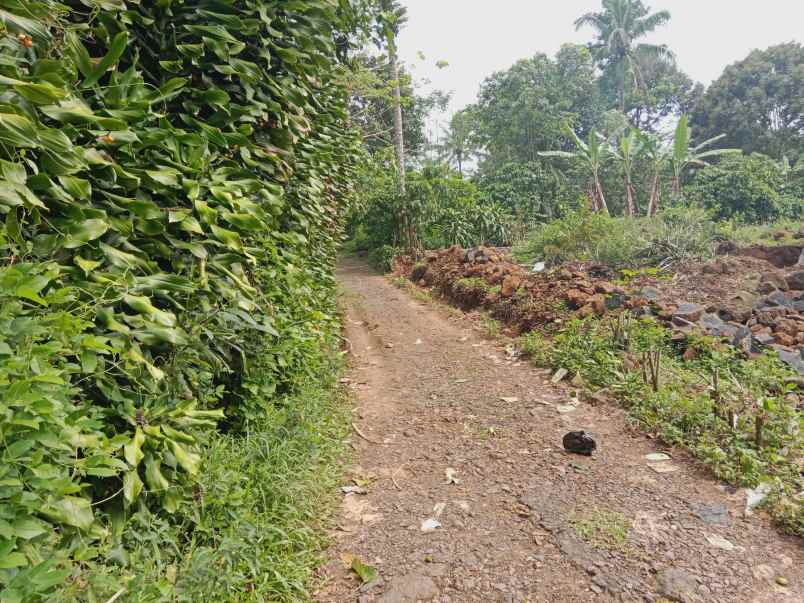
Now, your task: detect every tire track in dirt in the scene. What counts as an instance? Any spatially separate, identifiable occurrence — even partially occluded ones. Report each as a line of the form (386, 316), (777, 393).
(316, 256), (802, 603)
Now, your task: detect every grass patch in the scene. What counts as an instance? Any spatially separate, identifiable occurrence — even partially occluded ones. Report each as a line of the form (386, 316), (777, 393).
(480, 315), (502, 338)
(539, 316), (804, 537)
(716, 219), (804, 247)
(56, 375), (352, 602)
(571, 509), (631, 550)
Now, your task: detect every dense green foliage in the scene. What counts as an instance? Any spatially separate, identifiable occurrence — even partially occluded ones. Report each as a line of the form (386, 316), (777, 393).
(0, 0), (366, 599)
(687, 154), (804, 223)
(349, 159), (511, 260)
(513, 206), (717, 269)
(691, 43), (804, 161)
(520, 317), (803, 536)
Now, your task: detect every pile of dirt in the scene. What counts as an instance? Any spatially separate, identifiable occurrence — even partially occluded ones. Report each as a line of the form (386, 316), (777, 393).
(398, 245), (804, 374)
(400, 245), (642, 334)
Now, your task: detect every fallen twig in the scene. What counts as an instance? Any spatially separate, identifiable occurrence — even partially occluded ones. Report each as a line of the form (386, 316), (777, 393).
(352, 422), (384, 445)
(105, 589), (126, 603)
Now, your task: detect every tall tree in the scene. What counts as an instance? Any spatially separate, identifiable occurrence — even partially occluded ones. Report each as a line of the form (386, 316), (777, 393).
(690, 43), (804, 161)
(575, 0), (674, 113)
(439, 109), (477, 176)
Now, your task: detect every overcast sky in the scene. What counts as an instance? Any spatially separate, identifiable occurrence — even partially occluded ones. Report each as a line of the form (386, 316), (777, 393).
(398, 0), (804, 132)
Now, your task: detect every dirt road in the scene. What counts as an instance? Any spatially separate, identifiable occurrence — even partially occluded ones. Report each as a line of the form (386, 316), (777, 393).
(316, 256), (802, 603)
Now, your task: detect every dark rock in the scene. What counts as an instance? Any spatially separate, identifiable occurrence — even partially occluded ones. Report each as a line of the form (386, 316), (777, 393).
(605, 293), (627, 310)
(674, 303), (704, 323)
(656, 568), (702, 603)
(764, 291), (794, 308)
(562, 431), (597, 456)
(690, 503), (730, 525)
(786, 271), (804, 290)
(700, 314), (738, 338)
(754, 333), (776, 347)
(794, 300), (804, 312)
(777, 348), (804, 374)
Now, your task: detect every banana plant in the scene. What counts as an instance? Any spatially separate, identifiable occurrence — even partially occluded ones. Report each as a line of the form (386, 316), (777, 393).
(671, 115), (740, 196)
(609, 128), (642, 217)
(541, 127), (609, 214)
(636, 130), (670, 216)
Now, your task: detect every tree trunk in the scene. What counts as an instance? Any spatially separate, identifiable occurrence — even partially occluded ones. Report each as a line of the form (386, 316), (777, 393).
(457, 151), (463, 177)
(594, 171), (608, 214)
(624, 174), (636, 217)
(388, 45), (417, 252)
(647, 172), (661, 216)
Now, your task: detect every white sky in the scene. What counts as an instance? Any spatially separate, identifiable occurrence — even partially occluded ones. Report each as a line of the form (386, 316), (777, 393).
(398, 0), (804, 133)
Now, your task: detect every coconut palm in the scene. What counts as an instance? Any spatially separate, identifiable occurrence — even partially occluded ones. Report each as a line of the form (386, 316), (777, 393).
(671, 115), (740, 196)
(575, 0), (674, 112)
(540, 128), (609, 214)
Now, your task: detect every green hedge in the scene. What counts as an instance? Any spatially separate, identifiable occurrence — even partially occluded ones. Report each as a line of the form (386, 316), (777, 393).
(0, 1), (363, 599)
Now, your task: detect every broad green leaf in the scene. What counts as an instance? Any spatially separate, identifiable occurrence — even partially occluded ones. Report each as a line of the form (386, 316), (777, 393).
(64, 219), (109, 248)
(123, 427), (145, 467)
(123, 470), (143, 503)
(43, 496), (94, 529)
(144, 456), (170, 492)
(169, 440), (200, 476)
(82, 32), (129, 88)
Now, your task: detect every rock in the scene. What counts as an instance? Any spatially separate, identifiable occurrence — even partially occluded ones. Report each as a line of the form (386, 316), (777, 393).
(565, 289), (589, 309)
(776, 348), (804, 374)
(595, 281), (618, 294)
(699, 313), (739, 338)
(532, 261), (546, 273)
(776, 576), (789, 587)
(551, 368), (569, 383)
(672, 316), (699, 331)
(705, 534), (734, 551)
(639, 286), (660, 301)
(378, 573), (439, 603)
(732, 327), (760, 354)
(588, 294), (606, 315)
(656, 568), (701, 603)
(765, 291), (794, 308)
(758, 273), (789, 292)
(754, 332), (776, 347)
(577, 304), (596, 318)
(785, 270), (804, 290)
(798, 248), (804, 266)
(690, 503), (730, 525)
(605, 293), (627, 310)
(673, 303), (704, 323)
(562, 431), (597, 456)
(500, 275), (521, 298)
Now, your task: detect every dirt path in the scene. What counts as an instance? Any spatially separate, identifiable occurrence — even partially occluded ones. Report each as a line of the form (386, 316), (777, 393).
(316, 256), (802, 603)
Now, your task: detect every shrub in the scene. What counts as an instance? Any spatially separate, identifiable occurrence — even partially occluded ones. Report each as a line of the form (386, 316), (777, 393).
(368, 245), (401, 272)
(685, 154), (801, 222)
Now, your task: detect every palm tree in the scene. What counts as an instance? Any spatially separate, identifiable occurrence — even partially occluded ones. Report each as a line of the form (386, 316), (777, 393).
(610, 129), (641, 216)
(540, 128), (609, 214)
(575, 0), (674, 113)
(439, 110), (475, 176)
(671, 115), (740, 196)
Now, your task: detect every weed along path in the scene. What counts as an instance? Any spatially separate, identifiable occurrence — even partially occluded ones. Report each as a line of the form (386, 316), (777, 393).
(316, 256), (803, 603)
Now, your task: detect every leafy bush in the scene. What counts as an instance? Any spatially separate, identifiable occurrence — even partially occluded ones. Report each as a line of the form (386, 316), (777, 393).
(0, 0), (362, 598)
(368, 245), (401, 272)
(350, 161), (513, 252)
(685, 154), (802, 222)
(514, 207), (717, 269)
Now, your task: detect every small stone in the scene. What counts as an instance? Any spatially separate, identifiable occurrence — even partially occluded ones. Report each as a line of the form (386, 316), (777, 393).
(650, 462), (680, 474)
(639, 286), (660, 301)
(673, 303), (704, 323)
(551, 368), (569, 383)
(656, 568), (700, 603)
(705, 534), (734, 551)
(776, 576), (789, 587)
(378, 573), (439, 603)
(645, 452), (672, 462)
(690, 503), (729, 525)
